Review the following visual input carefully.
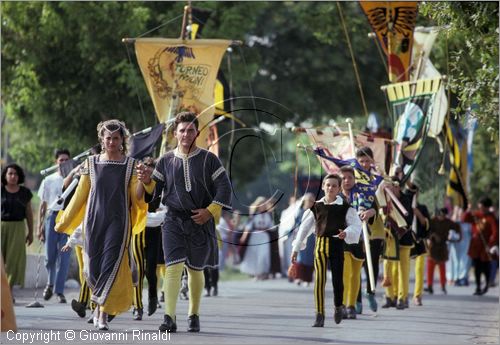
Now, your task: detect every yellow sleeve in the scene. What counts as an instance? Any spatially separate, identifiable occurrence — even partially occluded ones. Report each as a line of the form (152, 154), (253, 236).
(143, 180), (156, 195)
(130, 173), (148, 235)
(207, 203), (222, 224)
(368, 213), (386, 239)
(55, 174), (90, 236)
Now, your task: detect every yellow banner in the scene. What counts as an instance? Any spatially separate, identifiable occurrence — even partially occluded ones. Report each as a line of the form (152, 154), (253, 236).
(134, 38), (230, 149)
(360, 1), (418, 82)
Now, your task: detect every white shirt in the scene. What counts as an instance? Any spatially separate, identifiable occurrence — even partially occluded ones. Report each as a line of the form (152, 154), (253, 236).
(278, 200), (302, 240)
(65, 225), (83, 248)
(291, 195), (362, 252)
(38, 172), (64, 211)
(146, 204), (167, 228)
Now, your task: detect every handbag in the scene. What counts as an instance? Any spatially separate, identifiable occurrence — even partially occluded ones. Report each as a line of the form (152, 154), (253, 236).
(287, 262), (298, 280)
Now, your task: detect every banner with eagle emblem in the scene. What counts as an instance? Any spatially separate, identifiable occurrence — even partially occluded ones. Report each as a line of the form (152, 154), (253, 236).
(134, 38), (230, 150)
(384, 77), (443, 183)
(360, 1), (418, 82)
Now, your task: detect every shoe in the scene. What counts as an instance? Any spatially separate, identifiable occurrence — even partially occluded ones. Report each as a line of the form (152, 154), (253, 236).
(473, 288), (482, 296)
(107, 314), (115, 322)
(367, 293), (378, 312)
(355, 301), (363, 314)
(148, 295), (158, 316)
(180, 289), (189, 300)
(159, 315), (177, 333)
(71, 299), (86, 318)
(133, 308), (143, 321)
(212, 285), (218, 297)
(441, 286), (447, 295)
(87, 315), (94, 324)
(413, 296), (422, 306)
(404, 298), (409, 309)
(396, 299), (405, 310)
(341, 305), (348, 319)
(424, 286), (434, 294)
(98, 321), (109, 331)
(347, 306), (357, 319)
(334, 306), (343, 324)
(204, 288), (211, 297)
(480, 287), (489, 295)
(381, 297), (395, 308)
(43, 285), (53, 301)
(56, 294), (67, 304)
(312, 313), (324, 327)
(159, 292), (165, 302)
(187, 314), (200, 332)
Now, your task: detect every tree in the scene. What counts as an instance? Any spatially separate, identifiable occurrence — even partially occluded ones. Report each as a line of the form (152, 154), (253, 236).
(420, 2), (499, 142)
(418, 2), (499, 206)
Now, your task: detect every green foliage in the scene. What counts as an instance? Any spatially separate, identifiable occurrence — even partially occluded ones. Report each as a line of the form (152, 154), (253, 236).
(420, 2), (499, 142)
(1, 1), (497, 208)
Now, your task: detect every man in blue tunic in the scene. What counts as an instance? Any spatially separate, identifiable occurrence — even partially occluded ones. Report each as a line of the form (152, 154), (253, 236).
(137, 112), (232, 333)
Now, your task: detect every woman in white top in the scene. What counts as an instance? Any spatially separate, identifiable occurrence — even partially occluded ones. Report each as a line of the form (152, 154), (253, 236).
(239, 196), (274, 280)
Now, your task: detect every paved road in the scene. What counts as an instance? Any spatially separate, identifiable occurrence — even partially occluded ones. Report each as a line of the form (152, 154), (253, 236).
(3, 278), (499, 344)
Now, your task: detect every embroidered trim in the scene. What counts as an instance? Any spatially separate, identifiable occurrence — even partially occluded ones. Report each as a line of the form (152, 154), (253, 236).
(152, 169), (165, 182)
(165, 257), (187, 267)
(182, 157), (192, 192)
(213, 200), (232, 209)
(95, 158), (128, 165)
(185, 259), (219, 271)
(211, 166), (225, 181)
(173, 147), (201, 159)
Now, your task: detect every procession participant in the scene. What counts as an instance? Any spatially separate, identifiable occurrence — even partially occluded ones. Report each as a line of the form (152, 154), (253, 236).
(379, 177), (409, 309)
(292, 194), (317, 286)
(468, 197), (498, 296)
(291, 174), (361, 327)
(339, 166), (374, 319)
(316, 147), (384, 313)
(137, 111), (232, 333)
(425, 208), (461, 295)
(410, 199), (431, 306)
(60, 145), (100, 319)
(56, 119), (147, 331)
(388, 178), (416, 309)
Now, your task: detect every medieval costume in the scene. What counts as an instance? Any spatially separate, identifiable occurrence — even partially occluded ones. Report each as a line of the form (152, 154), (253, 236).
(292, 195), (361, 326)
(145, 146), (231, 332)
(55, 155), (147, 315)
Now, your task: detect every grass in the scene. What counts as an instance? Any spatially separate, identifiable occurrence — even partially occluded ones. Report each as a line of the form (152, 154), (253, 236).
(219, 265), (250, 282)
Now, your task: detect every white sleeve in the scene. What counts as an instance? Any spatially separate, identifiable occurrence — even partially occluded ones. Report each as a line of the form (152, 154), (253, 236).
(291, 209), (315, 252)
(67, 226), (83, 248)
(146, 209), (167, 228)
(38, 178), (46, 201)
(343, 207), (362, 244)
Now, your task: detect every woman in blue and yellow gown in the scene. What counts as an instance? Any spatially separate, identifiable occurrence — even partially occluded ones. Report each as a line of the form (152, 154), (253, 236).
(55, 119), (147, 330)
